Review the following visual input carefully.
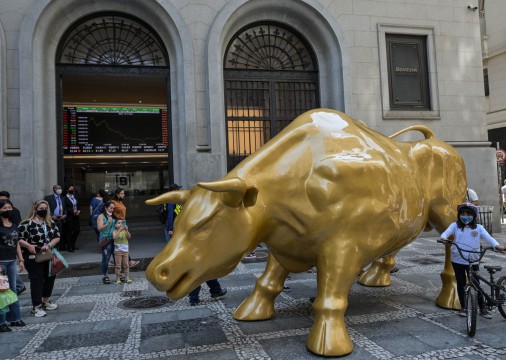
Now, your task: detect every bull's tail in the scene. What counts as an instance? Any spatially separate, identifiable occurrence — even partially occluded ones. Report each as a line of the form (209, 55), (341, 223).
(388, 125), (435, 140)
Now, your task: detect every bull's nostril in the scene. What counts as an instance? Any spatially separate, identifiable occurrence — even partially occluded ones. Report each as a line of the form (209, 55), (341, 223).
(159, 269), (168, 280)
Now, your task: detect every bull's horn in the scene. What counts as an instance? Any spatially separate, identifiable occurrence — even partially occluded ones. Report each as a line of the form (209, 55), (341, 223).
(198, 177), (249, 207)
(145, 190), (191, 205)
(389, 125), (435, 140)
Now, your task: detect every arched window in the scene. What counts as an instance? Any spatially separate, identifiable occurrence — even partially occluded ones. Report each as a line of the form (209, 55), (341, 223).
(57, 13), (168, 66)
(224, 23), (319, 171)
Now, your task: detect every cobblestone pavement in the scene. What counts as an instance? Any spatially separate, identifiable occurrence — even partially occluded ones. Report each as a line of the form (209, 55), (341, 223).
(3, 235), (506, 360)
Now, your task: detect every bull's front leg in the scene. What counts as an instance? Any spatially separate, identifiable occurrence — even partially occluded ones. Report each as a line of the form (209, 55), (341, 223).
(233, 253), (289, 321)
(358, 253), (397, 287)
(307, 244), (359, 356)
(436, 244), (460, 309)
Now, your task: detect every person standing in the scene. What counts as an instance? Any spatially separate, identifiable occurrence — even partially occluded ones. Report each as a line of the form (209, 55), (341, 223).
(0, 191), (25, 294)
(111, 188), (139, 268)
(63, 185), (81, 252)
(466, 188), (479, 206)
(97, 201), (116, 285)
(162, 183), (182, 243)
(501, 180), (506, 214)
(0, 199), (26, 330)
(440, 202), (505, 318)
(0, 192), (21, 224)
(44, 185), (67, 250)
(18, 200), (60, 317)
(112, 220), (132, 284)
(89, 189), (107, 237)
(188, 279), (227, 306)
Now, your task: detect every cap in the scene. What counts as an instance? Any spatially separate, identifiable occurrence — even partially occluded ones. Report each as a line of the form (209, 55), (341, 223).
(168, 183), (182, 191)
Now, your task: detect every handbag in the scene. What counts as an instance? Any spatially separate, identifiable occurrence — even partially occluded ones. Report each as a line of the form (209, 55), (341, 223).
(35, 250), (52, 263)
(97, 218), (115, 252)
(34, 219), (52, 263)
(0, 289), (17, 310)
(49, 248), (69, 277)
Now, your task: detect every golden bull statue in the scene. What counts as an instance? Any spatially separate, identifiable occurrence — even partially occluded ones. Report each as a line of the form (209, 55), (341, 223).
(146, 109), (465, 357)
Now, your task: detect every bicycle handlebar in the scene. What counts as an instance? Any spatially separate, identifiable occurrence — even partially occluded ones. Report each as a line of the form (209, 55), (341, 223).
(437, 239), (497, 263)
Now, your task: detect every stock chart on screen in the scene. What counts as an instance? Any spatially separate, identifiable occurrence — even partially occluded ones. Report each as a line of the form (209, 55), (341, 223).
(62, 106), (168, 154)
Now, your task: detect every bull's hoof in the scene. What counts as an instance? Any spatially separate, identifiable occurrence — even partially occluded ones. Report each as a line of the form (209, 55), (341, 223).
(358, 268), (391, 287)
(436, 273), (461, 310)
(233, 293), (275, 321)
(307, 315), (352, 356)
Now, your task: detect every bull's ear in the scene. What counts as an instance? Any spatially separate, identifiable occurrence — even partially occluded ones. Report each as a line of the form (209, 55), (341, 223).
(198, 177), (256, 208)
(145, 190), (191, 206)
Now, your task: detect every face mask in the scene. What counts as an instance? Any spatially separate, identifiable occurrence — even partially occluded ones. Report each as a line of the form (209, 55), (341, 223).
(0, 210), (11, 219)
(460, 215), (473, 224)
(36, 209), (48, 217)
(68, 190), (74, 194)
(106, 210), (113, 216)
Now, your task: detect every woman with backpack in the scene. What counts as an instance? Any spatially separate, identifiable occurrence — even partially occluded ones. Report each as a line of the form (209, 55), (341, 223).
(89, 189), (107, 241)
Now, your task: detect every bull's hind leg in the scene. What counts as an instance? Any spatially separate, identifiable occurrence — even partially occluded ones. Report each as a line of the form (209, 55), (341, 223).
(233, 253), (289, 321)
(358, 253), (397, 287)
(307, 244), (360, 356)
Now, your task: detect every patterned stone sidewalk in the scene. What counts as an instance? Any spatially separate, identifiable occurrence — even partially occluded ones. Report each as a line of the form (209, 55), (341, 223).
(2, 235), (506, 360)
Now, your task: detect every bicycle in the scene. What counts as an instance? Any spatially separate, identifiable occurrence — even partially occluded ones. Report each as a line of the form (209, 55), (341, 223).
(437, 239), (506, 336)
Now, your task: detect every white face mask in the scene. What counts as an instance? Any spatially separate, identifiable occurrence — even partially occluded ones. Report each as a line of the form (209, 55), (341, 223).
(55, 189), (62, 195)
(106, 210), (113, 216)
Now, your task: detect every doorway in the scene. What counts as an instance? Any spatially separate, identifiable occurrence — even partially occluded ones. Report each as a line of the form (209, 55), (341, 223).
(55, 13), (171, 221)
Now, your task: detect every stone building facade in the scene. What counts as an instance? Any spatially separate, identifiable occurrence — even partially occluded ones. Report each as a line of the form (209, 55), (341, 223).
(0, 0), (497, 224)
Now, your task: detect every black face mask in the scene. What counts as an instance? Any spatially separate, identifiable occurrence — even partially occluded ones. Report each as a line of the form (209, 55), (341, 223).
(0, 210), (11, 219)
(36, 209), (48, 218)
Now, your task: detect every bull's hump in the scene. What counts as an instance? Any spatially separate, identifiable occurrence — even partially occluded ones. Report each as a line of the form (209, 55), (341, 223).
(310, 111), (350, 134)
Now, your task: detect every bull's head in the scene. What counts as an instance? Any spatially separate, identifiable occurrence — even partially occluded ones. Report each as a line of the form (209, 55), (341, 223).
(145, 177), (259, 299)
(390, 126), (467, 232)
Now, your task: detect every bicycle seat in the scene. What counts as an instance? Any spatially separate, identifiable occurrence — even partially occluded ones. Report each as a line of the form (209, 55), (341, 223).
(484, 265), (502, 273)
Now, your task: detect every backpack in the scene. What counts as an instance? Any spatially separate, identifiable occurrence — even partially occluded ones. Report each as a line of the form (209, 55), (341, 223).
(156, 204), (168, 224)
(91, 201), (105, 230)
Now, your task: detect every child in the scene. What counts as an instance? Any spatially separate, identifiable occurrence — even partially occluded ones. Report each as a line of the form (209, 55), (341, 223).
(112, 220), (132, 284)
(440, 202), (505, 318)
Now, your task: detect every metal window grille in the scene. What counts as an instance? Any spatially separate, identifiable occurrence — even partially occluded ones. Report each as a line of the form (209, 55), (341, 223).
(57, 13), (168, 66)
(224, 23), (319, 171)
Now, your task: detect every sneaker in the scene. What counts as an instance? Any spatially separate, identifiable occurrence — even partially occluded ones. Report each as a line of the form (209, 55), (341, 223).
(480, 308), (492, 319)
(457, 309), (466, 317)
(16, 286), (27, 295)
(190, 299), (200, 306)
(10, 320), (26, 327)
(211, 288), (227, 300)
(115, 279), (122, 284)
(126, 278), (132, 284)
(129, 260), (140, 268)
(42, 301), (58, 311)
(245, 252), (256, 259)
(0, 323), (12, 332)
(31, 306), (47, 317)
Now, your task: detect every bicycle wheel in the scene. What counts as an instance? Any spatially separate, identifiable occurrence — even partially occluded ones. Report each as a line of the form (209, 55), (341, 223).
(466, 287), (477, 337)
(497, 276), (506, 319)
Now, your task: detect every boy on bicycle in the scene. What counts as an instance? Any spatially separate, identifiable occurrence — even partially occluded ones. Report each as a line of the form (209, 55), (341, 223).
(440, 202), (505, 318)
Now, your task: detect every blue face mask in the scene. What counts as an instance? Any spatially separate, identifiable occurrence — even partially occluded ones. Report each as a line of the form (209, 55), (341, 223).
(460, 215), (473, 224)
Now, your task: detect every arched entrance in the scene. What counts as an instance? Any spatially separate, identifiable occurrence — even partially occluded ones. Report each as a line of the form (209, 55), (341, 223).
(223, 22), (319, 170)
(55, 12), (171, 219)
